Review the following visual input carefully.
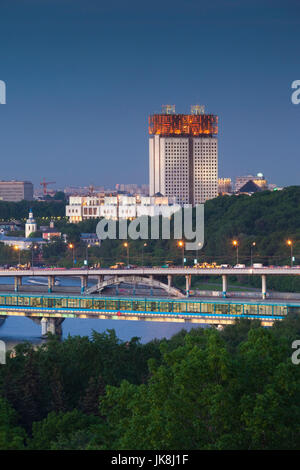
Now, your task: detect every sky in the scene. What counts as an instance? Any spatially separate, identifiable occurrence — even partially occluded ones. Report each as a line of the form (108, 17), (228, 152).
(0, 0), (299, 189)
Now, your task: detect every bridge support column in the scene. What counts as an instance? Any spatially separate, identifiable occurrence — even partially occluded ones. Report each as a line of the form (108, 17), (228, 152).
(41, 317), (48, 336)
(80, 275), (88, 294)
(0, 315), (6, 327)
(40, 317), (64, 337)
(185, 275), (191, 297)
(167, 275), (172, 293)
(14, 276), (22, 292)
(262, 274), (267, 300)
(113, 276), (119, 295)
(150, 275), (153, 296)
(222, 275), (227, 298)
(48, 276), (55, 293)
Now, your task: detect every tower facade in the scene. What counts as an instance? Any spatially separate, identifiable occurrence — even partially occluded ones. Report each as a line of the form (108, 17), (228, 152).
(25, 209), (37, 238)
(149, 106), (218, 205)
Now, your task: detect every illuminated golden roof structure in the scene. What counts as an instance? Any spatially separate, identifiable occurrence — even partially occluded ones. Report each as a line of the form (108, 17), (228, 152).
(149, 111), (218, 136)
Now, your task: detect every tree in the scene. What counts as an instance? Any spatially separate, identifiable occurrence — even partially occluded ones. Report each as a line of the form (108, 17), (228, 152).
(0, 397), (26, 450)
(29, 409), (101, 450)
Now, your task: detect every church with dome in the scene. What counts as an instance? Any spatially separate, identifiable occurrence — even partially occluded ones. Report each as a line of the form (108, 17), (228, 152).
(25, 209), (37, 238)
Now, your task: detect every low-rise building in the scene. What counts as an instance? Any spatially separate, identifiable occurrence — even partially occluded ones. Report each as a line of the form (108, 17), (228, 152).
(66, 193), (181, 222)
(40, 221), (61, 241)
(0, 221), (22, 234)
(80, 233), (101, 246)
(0, 235), (46, 250)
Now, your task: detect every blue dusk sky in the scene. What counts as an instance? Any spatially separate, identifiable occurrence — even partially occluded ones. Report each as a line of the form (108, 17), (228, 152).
(0, 0), (299, 189)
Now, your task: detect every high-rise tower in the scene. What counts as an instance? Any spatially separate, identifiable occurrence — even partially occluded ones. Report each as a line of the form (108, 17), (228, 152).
(149, 105), (218, 205)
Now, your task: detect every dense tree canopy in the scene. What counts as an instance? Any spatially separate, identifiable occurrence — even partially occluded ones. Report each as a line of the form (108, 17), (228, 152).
(1, 316), (300, 450)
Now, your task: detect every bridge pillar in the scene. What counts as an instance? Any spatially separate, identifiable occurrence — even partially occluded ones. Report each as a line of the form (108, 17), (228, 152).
(150, 275), (153, 296)
(222, 275), (227, 298)
(80, 275), (88, 294)
(40, 317), (64, 337)
(41, 317), (48, 336)
(185, 275), (191, 297)
(14, 276), (22, 292)
(262, 274), (267, 300)
(167, 275), (172, 293)
(48, 276), (55, 293)
(0, 315), (6, 327)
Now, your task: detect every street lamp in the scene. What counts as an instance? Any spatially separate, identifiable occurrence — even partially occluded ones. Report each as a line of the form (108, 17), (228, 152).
(68, 243), (75, 265)
(31, 244), (38, 268)
(250, 241), (256, 267)
(85, 244), (90, 267)
(124, 242), (129, 266)
(178, 240), (185, 267)
(195, 242), (202, 265)
(232, 239), (239, 265)
(142, 242), (147, 266)
(287, 239), (293, 267)
(14, 245), (21, 265)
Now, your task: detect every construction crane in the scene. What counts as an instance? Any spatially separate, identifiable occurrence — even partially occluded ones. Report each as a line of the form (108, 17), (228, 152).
(40, 178), (56, 196)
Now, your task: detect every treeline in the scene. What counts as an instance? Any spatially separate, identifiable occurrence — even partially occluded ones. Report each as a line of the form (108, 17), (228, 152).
(1, 316), (300, 450)
(203, 186), (300, 265)
(3, 186), (300, 272)
(0, 200), (66, 221)
(61, 186), (300, 268)
(58, 186), (300, 267)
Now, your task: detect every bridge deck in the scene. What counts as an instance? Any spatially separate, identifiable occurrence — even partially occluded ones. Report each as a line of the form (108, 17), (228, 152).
(1, 267), (300, 277)
(0, 291), (298, 326)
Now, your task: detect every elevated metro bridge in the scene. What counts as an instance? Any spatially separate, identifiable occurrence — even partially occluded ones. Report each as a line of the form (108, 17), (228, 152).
(0, 291), (298, 336)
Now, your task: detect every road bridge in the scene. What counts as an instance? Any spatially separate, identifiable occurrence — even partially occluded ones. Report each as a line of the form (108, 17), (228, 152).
(1, 266), (300, 299)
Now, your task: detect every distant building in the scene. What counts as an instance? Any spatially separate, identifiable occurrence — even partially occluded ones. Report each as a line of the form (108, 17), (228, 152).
(235, 173), (267, 193)
(80, 233), (100, 246)
(238, 180), (262, 194)
(41, 221), (61, 241)
(0, 181), (33, 202)
(115, 184), (149, 196)
(268, 184), (283, 191)
(218, 178), (232, 195)
(0, 235), (46, 250)
(0, 221), (22, 234)
(149, 105), (218, 205)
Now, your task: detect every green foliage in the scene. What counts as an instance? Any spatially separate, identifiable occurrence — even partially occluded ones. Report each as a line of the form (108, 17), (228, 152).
(0, 331), (162, 437)
(28, 409), (101, 450)
(99, 317), (300, 450)
(0, 396), (26, 449)
(0, 200), (65, 220)
(2, 312), (300, 450)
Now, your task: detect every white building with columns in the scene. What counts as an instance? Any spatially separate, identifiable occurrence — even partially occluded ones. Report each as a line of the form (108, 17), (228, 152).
(66, 194), (181, 223)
